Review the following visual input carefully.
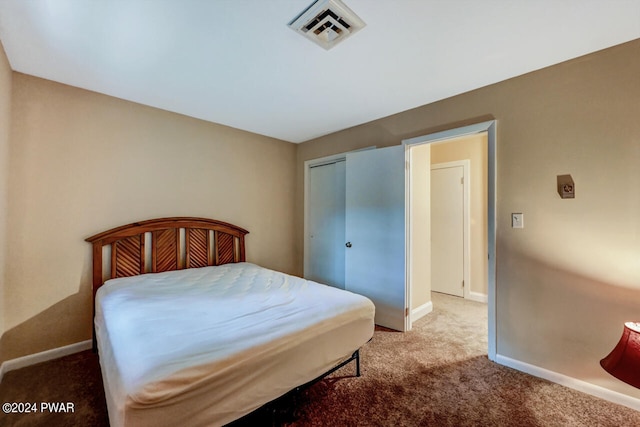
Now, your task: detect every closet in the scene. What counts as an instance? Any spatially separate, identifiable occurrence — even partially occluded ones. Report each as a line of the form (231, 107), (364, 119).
(304, 146), (406, 331)
(307, 159), (346, 289)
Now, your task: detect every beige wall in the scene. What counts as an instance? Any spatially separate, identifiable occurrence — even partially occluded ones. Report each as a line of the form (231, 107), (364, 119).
(2, 74), (296, 362)
(2, 33), (639, 402)
(409, 143), (431, 311)
(431, 133), (488, 296)
(297, 39), (640, 399)
(0, 40), (12, 354)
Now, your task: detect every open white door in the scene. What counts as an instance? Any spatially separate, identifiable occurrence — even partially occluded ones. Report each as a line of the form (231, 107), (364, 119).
(345, 145), (407, 331)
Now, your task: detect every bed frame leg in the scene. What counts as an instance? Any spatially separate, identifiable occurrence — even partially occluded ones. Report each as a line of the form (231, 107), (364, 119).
(300, 348), (363, 390)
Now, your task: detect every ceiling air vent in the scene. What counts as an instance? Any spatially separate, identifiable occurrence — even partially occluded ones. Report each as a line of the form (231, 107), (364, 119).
(288, 0), (366, 50)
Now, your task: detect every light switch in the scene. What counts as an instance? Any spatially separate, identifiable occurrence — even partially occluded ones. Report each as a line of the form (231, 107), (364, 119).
(512, 213), (524, 229)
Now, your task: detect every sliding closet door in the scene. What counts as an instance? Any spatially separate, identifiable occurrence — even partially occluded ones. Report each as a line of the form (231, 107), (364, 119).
(345, 145), (407, 331)
(307, 161), (346, 289)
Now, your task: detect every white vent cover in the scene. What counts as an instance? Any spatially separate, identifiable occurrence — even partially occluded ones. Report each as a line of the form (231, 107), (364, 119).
(288, 0), (366, 50)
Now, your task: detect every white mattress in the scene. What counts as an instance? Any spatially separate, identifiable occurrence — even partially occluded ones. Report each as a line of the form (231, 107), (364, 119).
(95, 262), (375, 427)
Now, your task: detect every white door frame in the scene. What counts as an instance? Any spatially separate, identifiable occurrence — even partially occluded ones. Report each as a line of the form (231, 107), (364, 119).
(403, 120), (497, 361)
(431, 160), (471, 301)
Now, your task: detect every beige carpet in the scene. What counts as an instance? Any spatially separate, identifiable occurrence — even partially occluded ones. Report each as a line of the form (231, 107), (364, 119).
(1, 292), (639, 426)
(284, 293), (640, 426)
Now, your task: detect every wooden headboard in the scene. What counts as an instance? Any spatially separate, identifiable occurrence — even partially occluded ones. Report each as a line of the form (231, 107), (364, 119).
(85, 217), (249, 296)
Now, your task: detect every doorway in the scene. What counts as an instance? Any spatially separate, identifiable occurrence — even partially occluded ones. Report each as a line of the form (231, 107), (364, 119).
(404, 120), (496, 360)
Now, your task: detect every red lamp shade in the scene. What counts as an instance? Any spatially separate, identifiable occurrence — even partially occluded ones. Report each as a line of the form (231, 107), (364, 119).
(600, 322), (640, 388)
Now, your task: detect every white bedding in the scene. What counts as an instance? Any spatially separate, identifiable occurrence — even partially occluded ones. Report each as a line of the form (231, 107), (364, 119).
(95, 262), (375, 427)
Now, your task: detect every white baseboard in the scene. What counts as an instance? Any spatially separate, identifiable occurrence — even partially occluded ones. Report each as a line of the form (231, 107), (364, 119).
(495, 354), (640, 412)
(412, 301), (433, 322)
(467, 291), (488, 303)
(0, 340), (92, 382)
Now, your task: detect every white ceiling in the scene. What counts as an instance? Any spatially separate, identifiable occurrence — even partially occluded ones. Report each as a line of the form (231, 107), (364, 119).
(0, 1), (638, 143)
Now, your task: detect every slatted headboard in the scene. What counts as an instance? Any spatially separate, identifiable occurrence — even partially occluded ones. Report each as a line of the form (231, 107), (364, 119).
(85, 217), (249, 296)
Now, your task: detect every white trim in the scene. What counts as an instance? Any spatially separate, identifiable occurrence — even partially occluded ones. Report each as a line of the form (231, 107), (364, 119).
(0, 340), (92, 382)
(468, 291), (488, 303)
(403, 120), (496, 146)
(495, 354), (640, 412)
(411, 301), (433, 322)
(403, 143), (412, 331)
(431, 160), (471, 301)
(403, 120), (497, 361)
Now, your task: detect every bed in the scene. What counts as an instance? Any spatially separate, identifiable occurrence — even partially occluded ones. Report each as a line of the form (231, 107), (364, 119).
(86, 217), (375, 427)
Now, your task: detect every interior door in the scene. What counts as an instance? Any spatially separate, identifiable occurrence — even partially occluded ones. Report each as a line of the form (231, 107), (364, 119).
(431, 165), (464, 297)
(307, 161), (346, 289)
(345, 145), (407, 331)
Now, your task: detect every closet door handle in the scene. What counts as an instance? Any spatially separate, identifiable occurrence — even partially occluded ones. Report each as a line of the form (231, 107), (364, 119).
(345, 242), (352, 248)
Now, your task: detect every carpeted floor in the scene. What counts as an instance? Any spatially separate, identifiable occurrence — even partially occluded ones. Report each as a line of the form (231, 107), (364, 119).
(1, 292), (639, 426)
